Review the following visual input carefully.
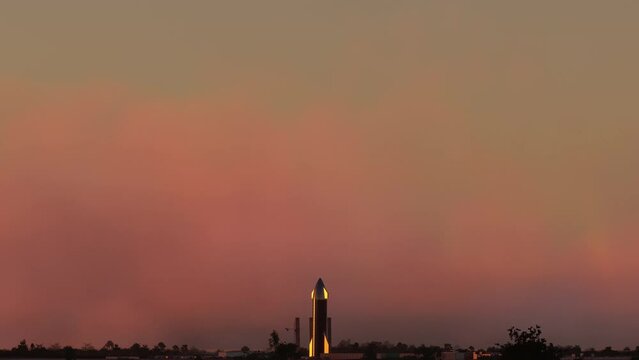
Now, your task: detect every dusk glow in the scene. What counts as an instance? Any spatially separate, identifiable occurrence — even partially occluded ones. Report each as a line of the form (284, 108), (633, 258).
(1, 1), (639, 353)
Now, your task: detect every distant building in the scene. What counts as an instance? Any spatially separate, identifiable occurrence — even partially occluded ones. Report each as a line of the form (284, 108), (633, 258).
(440, 351), (478, 360)
(217, 350), (247, 358)
(327, 353), (415, 360)
(376, 353), (417, 359)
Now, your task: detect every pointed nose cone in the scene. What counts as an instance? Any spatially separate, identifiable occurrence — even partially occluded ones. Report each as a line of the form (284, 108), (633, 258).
(312, 278), (329, 300)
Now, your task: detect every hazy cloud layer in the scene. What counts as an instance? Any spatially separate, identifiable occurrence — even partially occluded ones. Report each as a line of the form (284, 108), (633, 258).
(2, 80), (639, 350)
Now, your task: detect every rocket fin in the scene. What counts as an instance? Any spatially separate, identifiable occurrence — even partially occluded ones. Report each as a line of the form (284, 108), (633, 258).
(324, 335), (330, 354)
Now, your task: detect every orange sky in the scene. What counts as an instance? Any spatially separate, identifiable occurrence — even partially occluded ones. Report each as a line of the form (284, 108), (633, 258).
(1, 1), (639, 350)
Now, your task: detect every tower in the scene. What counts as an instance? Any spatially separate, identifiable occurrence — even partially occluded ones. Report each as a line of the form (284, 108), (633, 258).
(295, 317), (300, 348)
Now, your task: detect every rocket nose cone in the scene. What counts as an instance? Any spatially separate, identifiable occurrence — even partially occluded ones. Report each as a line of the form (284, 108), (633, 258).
(313, 278), (328, 299)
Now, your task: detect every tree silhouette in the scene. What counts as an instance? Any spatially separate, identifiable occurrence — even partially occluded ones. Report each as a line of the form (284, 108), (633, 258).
(63, 346), (76, 360)
(154, 342), (167, 353)
(14, 340), (29, 353)
(363, 342), (377, 360)
(415, 345), (441, 360)
(269, 331), (280, 350)
(102, 341), (116, 352)
(499, 325), (559, 360)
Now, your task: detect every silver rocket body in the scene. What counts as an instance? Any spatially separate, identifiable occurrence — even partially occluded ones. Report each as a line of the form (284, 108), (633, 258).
(309, 278), (330, 357)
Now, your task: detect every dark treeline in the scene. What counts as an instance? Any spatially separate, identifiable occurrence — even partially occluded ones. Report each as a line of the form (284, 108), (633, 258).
(330, 326), (639, 360)
(0, 340), (207, 359)
(3, 326), (639, 360)
(267, 326), (639, 360)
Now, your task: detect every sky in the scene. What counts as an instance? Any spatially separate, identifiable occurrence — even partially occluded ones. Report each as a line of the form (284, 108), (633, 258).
(1, 0), (639, 351)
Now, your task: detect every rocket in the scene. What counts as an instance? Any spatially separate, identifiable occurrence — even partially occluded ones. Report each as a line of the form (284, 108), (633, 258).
(309, 278), (330, 357)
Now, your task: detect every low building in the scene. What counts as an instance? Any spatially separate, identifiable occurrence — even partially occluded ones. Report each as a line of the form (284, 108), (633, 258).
(217, 350), (247, 358)
(440, 351), (478, 360)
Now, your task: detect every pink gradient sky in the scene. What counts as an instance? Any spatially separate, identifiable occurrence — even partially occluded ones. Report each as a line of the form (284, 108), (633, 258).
(2, 1), (639, 351)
